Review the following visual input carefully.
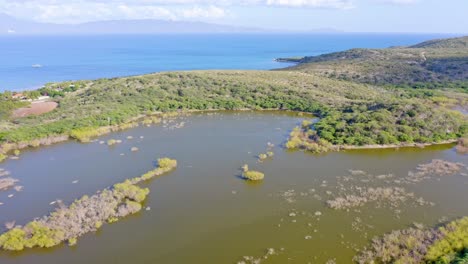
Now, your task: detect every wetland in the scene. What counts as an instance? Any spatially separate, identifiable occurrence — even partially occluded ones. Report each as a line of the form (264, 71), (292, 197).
(0, 111), (466, 263)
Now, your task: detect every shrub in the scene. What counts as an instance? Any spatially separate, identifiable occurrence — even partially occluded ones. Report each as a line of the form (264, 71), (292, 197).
(242, 170), (265, 181)
(113, 182), (150, 203)
(0, 153), (6, 163)
(158, 158), (177, 169)
(68, 237), (77, 246)
(425, 217), (468, 263)
(0, 228), (27, 251)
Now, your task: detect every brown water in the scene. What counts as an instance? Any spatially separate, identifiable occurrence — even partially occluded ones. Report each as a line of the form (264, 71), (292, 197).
(0, 111), (467, 264)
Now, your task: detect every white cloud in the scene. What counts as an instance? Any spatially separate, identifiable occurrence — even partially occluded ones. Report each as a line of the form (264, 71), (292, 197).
(0, 1), (229, 23)
(0, 0), (354, 23)
(375, 0), (420, 5)
(265, 0), (353, 8)
(177, 6), (226, 19)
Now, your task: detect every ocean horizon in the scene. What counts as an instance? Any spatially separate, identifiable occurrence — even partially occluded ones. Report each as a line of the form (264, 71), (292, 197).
(0, 33), (460, 92)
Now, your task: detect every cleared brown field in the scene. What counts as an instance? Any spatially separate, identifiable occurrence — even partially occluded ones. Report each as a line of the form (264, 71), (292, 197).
(12, 101), (58, 118)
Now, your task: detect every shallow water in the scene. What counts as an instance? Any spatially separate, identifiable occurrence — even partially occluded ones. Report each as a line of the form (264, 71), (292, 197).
(0, 111), (467, 263)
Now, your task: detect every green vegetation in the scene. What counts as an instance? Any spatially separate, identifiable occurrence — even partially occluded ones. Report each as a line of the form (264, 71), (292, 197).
(314, 103), (464, 146)
(107, 139), (118, 146)
(0, 157), (177, 251)
(284, 36), (468, 91)
(0, 37), (466, 157)
(426, 218), (468, 263)
(354, 217), (468, 264)
(132, 158), (178, 182)
(286, 125), (332, 153)
(0, 153), (6, 162)
(158, 158), (178, 170)
(0, 92), (30, 121)
(242, 170), (265, 181)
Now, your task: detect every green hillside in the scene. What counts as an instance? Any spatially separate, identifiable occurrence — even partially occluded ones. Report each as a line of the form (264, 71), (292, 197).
(282, 36), (468, 90)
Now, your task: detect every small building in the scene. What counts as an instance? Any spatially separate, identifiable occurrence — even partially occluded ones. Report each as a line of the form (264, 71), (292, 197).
(12, 93), (27, 100)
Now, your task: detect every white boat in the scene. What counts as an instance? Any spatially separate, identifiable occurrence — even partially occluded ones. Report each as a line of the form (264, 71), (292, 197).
(32, 64), (43, 68)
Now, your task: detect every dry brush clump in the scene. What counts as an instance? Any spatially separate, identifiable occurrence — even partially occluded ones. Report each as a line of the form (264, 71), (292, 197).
(456, 137), (468, 154)
(0, 168), (10, 177)
(0, 177), (18, 191)
(354, 217), (468, 264)
(406, 159), (466, 183)
(0, 158), (177, 251)
(326, 187), (425, 210)
(354, 225), (443, 264)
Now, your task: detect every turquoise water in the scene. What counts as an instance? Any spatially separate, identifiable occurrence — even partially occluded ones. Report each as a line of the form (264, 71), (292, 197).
(0, 33), (458, 91)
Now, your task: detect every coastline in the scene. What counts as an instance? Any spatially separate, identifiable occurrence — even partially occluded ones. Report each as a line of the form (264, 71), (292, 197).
(338, 140), (459, 151)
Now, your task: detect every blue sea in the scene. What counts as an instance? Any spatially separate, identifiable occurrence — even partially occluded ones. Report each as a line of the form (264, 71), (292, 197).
(0, 33), (459, 91)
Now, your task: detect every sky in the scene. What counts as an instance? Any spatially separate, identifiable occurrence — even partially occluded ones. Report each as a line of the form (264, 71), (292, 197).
(0, 0), (467, 33)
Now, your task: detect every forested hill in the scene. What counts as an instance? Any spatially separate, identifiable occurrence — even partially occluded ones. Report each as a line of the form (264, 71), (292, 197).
(281, 36), (468, 90)
(410, 36), (468, 49)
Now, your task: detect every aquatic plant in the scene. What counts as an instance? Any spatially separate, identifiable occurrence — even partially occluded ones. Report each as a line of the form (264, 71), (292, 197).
(134, 158), (177, 183)
(0, 154), (6, 163)
(142, 116), (162, 126)
(107, 139), (117, 146)
(0, 158), (177, 251)
(258, 153), (268, 160)
(70, 127), (109, 143)
(13, 150), (20, 156)
(242, 170), (265, 181)
(241, 164), (249, 172)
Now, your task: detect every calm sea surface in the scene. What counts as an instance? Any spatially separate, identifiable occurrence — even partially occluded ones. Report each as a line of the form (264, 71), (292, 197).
(0, 33), (458, 91)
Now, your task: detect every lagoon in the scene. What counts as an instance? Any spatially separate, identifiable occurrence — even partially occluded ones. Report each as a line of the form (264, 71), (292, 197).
(0, 111), (467, 263)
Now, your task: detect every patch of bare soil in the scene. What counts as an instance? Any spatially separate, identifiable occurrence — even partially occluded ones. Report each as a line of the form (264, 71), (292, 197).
(12, 101), (58, 118)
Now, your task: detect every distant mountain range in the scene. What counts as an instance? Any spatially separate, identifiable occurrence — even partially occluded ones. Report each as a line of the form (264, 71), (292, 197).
(0, 13), (262, 34)
(0, 13), (342, 35)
